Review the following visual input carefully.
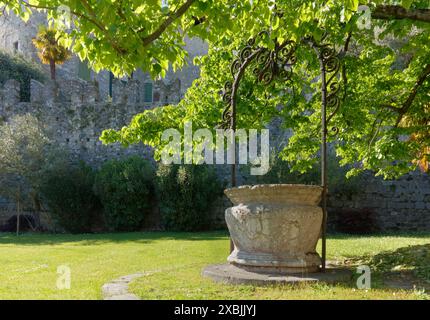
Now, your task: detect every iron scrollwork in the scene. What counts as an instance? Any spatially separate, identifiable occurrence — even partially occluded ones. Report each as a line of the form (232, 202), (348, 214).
(308, 34), (342, 136)
(220, 31), (297, 129)
(219, 29), (345, 272)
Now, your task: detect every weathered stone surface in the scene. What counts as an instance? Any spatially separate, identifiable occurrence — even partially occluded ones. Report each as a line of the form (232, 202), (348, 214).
(0, 11), (429, 234)
(225, 184), (323, 273)
(327, 171), (430, 232)
(2, 79), (20, 106)
(202, 263), (352, 286)
(101, 273), (143, 300)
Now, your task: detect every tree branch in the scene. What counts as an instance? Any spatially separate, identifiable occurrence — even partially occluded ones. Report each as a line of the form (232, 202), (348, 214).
(372, 5), (430, 23)
(18, 0), (197, 51)
(17, 0), (127, 54)
(395, 63), (430, 125)
(141, 0), (196, 46)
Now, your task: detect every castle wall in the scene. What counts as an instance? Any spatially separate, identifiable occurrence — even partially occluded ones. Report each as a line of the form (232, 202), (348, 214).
(0, 12), (428, 233)
(0, 12), (207, 102)
(327, 171), (430, 232)
(0, 11), (44, 61)
(0, 12), (84, 82)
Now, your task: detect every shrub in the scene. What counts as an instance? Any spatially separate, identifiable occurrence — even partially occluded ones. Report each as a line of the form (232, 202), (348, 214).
(156, 164), (224, 231)
(331, 208), (379, 234)
(40, 162), (100, 233)
(94, 156), (155, 231)
(0, 214), (37, 232)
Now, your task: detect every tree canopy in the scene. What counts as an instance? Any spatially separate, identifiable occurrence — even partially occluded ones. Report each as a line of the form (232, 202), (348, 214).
(1, 0), (429, 178)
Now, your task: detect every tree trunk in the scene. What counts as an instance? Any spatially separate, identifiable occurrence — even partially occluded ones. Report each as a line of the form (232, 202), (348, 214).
(50, 59), (56, 80)
(31, 193), (41, 231)
(16, 196), (20, 236)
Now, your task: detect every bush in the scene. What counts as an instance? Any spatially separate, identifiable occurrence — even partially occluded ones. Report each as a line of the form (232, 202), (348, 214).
(0, 50), (46, 102)
(94, 156), (155, 231)
(331, 208), (379, 234)
(40, 162), (100, 233)
(156, 164), (224, 231)
(0, 214), (37, 232)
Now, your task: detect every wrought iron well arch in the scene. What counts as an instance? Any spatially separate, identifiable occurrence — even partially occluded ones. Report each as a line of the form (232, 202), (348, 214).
(220, 30), (343, 272)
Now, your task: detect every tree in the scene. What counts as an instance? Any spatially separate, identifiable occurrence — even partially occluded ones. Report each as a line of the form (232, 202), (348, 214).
(0, 1), (427, 77)
(0, 114), (52, 234)
(98, 1), (429, 179)
(32, 27), (71, 80)
(1, 1), (429, 178)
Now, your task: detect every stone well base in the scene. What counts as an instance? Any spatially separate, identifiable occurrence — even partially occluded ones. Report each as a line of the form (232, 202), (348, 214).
(202, 264), (352, 286)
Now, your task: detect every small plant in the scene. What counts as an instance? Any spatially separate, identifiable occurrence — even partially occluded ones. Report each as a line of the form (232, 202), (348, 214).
(156, 164), (224, 231)
(40, 161), (101, 233)
(94, 156), (155, 231)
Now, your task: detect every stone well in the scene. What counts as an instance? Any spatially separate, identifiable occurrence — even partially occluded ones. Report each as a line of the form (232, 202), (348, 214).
(225, 184), (323, 274)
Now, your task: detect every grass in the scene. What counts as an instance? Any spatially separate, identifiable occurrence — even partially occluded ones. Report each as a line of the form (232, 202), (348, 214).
(0, 231), (429, 300)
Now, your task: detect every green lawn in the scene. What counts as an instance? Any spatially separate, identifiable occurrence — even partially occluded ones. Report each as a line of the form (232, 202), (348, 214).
(0, 232), (429, 300)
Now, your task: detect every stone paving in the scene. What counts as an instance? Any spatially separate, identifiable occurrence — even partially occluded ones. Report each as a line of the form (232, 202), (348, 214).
(101, 273), (144, 300)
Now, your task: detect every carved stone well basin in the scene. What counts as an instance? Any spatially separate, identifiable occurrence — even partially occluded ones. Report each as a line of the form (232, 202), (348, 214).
(225, 184), (323, 274)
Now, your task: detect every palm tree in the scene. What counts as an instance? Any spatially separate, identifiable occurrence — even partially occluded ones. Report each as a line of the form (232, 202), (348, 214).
(32, 27), (71, 80)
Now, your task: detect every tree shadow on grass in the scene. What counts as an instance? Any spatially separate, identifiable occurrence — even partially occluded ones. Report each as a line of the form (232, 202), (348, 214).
(346, 244), (430, 292)
(370, 244), (430, 289)
(0, 230), (230, 246)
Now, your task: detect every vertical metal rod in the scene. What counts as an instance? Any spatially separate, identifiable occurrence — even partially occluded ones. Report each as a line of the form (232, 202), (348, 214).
(319, 54), (328, 273)
(230, 85), (237, 254)
(230, 163), (236, 253)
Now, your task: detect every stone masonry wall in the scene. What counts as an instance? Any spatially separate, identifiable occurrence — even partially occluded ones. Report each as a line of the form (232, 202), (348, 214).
(327, 171), (430, 232)
(0, 77), (429, 231)
(0, 13), (428, 232)
(1, 78), (164, 166)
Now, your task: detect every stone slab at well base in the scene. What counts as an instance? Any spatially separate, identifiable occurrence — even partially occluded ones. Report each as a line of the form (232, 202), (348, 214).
(202, 264), (352, 286)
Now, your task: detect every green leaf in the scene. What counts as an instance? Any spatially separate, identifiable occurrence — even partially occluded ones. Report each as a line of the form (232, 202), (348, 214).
(401, 0), (414, 10)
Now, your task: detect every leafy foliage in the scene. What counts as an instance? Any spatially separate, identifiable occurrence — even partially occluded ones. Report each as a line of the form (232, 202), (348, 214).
(0, 114), (52, 202)
(32, 26), (71, 79)
(98, 1), (430, 179)
(0, 114), (56, 233)
(94, 156), (155, 232)
(156, 164), (223, 231)
(2, 1), (429, 178)
(40, 161), (101, 233)
(0, 50), (45, 101)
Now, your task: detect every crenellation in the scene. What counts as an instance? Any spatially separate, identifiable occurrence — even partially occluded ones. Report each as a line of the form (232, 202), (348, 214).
(0, 11), (428, 233)
(154, 78), (181, 105)
(2, 79), (21, 106)
(0, 78), (155, 171)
